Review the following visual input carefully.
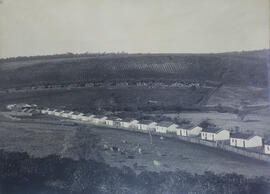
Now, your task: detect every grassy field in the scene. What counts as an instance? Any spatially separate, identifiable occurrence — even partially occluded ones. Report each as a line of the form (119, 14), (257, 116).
(162, 111), (270, 136)
(207, 86), (269, 108)
(0, 113), (269, 178)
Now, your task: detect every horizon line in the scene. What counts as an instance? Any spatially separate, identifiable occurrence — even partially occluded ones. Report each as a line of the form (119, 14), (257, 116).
(1, 48), (269, 60)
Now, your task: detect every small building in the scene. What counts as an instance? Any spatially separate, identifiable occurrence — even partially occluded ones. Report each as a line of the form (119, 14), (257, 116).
(71, 112), (83, 120)
(120, 118), (139, 128)
(177, 126), (202, 137)
(54, 110), (63, 116)
(41, 108), (50, 114)
(230, 133), (263, 148)
(81, 113), (95, 121)
(155, 121), (177, 134)
(47, 109), (56, 115)
(60, 111), (72, 118)
(201, 128), (230, 141)
(137, 120), (157, 131)
(105, 116), (121, 126)
(92, 115), (108, 124)
(61, 111), (74, 118)
(264, 139), (270, 154)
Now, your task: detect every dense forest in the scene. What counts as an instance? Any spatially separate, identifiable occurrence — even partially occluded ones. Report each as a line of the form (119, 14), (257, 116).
(0, 150), (269, 194)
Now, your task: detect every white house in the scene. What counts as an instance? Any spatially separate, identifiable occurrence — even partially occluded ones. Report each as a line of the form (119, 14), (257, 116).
(47, 109), (56, 115)
(60, 111), (71, 118)
(92, 115), (108, 124)
(54, 110), (63, 116)
(137, 120), (157, 131)
(81, 113), (95, 121)
(105, 116), (121, 126)
(120, 118), (139, 128)
(41, 108), (49, 114)
(177, 126), (202, 137)
(201, 128), (230, 141)
(71, 112), (84, 120)
(264, 139), (270, 154)
(155, 121), (177, 134)
(230, 133), (263, 148)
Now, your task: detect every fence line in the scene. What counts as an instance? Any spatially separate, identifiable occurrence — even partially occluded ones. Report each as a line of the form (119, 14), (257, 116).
(71, 119), (270, 163)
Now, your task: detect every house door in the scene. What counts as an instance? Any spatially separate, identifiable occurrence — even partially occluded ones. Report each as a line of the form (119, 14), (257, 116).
(243, 140), (245, 148)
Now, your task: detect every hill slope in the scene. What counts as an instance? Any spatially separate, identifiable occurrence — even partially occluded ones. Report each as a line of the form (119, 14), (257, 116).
(0, 50), (269, 89)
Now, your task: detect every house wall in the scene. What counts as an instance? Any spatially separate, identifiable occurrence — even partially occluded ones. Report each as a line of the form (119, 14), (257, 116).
(176, 129), (182, 136)
(245, 136), (262, 148)
(215, 130), (230, 141)
(120, 122), (130, 128)
(190, 127), (202, 136)
(264, 145), (270, 154)
(230, 138), (245, 147)
(105, 120), (114, 126)
(181, 129), (188, 136)
(167, 125), (177, 133)
(156, 126), (167, 133)
(41, 110), (47, 114)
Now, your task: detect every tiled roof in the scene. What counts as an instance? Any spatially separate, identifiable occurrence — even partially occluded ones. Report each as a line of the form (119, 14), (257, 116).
(121, 118), (137, 122)
(177, 123), (194, 130)
(230, 133), (255, 139)
(157, 121), (176, 127)
(202, 127), (225, 133)
(94, 115), (107, 119)
(139, 120), (156, 125)
(106, 116), (121, 120)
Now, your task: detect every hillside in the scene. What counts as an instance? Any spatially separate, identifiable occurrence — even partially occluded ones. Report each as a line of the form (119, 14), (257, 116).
(0, 50), (269, 89)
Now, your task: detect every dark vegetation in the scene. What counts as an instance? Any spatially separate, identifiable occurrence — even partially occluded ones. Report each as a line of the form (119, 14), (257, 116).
(0, 50), (269, 89)
(0, 87), (211, 112)
(0, 150), (269, 194)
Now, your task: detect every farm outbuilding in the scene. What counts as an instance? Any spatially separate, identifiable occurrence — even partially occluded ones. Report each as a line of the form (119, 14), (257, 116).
(41, 108), (50, 114)
(71, 112), (84, 120)
(201, 128), (230, 141)
(60, 111), (71, 118)
(105, 116), (121, 126)
(120, 118), (139, 128)
(177, 126), (202, 137)
(92, 115), (108, 124)
(137, 120), (157, 131)
(155, 121), (177, 134)
(81, 113), (95, 121)
(230, 133), (263, 148)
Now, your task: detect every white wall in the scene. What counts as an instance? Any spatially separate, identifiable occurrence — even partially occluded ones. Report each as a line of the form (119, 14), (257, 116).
(190, 127), (202, 136)
(105, 120), (114, 126)
(215, 130), (230, 141)
(156, 126), (167, 133)
(245, 136), (262, 148)
(230, 138), (245, 147)
(265, 145), (270, 154)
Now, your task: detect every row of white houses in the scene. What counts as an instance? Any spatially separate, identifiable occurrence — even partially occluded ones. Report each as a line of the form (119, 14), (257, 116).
(8, 104), (270, 155)
(38, 107), (270, 154)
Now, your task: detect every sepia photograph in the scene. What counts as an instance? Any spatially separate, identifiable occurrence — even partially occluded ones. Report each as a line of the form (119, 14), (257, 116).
(0, 0), (270, 193)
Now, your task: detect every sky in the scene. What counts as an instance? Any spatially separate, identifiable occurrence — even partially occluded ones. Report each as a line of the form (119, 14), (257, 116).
(0, 0), (269, 58)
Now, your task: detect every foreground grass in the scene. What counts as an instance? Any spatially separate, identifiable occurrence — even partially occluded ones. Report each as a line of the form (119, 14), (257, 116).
(0, 150), (269, 194)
